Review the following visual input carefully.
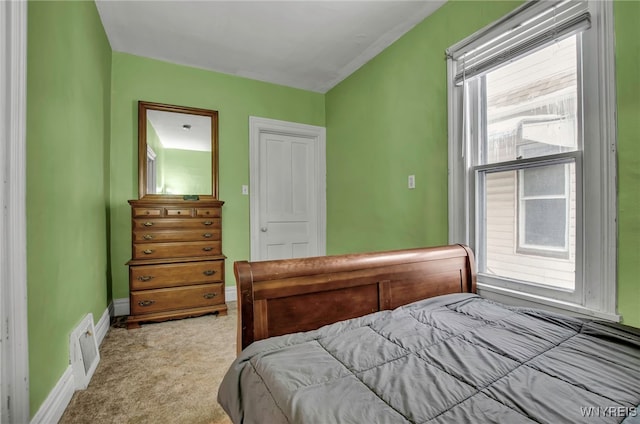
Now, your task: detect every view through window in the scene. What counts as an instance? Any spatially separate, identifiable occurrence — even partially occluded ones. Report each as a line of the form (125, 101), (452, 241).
(479, 36), (579, 290)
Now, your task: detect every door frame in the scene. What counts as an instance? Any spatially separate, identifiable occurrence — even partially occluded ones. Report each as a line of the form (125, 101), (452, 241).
(249, 116), (326, 261)
(1, 0), (30, 422)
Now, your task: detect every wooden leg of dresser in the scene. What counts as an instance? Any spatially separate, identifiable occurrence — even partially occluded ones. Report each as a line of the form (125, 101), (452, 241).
(126, 319), (141, 330)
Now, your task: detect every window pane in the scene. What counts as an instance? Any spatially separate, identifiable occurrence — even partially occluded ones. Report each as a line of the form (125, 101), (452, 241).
(482, 36), (579, 165)
(481, 162), (575, 290)
(521, 164), (565, 197)
(523, 199), (566, 247)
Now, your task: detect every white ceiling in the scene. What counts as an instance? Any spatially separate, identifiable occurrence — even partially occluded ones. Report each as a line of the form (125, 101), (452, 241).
(147, 110), (212, 151)
(95, 0), (446, 93)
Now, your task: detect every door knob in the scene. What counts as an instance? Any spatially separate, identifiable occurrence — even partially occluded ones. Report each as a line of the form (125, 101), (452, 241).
(260, 227), (267, 232)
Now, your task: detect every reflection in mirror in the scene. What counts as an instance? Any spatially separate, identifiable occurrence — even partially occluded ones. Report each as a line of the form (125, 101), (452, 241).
(138, 102), (218, 199)
(146, 110), (211, 195)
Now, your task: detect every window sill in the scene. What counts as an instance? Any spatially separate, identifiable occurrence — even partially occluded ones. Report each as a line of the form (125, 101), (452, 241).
(478, 282), (621, 322)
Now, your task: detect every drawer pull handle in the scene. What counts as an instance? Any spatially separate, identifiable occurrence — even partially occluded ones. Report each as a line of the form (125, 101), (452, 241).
(177, 211), (181, 214)
(203, 233), (213, 238)
(203, 270), (216, 276)
(138, 300), (155, 307)
(143, 222), (154, 227)
(203, 221), (213, 226)
(143, 249), (154, 255)
(137, 275), (153, 282)
(143, 234), (154, 240)
(202, 247), (213, 252)
(203, 293), (217, 299)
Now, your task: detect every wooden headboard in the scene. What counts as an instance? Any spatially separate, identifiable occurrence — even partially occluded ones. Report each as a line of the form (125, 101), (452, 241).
(234, 244), (476, 351)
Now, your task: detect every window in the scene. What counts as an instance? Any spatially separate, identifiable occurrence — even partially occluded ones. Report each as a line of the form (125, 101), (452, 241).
(146, 145), (157, 194)
(447, 1), (617, 319)
(517, 163), (571, 257)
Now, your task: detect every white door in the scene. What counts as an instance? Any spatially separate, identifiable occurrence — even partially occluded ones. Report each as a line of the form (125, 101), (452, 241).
(249, 117), (326, 261)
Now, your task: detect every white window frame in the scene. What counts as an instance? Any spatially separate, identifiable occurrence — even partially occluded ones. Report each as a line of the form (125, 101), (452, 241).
(447, 1), (618, 321)
(146, 145), (157, 194)
(516, 162), (571, 257)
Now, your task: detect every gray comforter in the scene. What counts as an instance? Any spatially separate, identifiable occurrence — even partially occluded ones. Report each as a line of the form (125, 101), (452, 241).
(218, 293), (640, 423)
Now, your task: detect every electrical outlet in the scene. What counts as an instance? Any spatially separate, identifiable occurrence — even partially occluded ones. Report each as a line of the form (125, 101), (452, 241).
(408, 175), (415, 189)
(242, 185), (249, 195)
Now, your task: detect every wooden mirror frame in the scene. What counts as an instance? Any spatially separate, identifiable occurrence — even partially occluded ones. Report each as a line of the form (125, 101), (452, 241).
(138, 101), (219, 200)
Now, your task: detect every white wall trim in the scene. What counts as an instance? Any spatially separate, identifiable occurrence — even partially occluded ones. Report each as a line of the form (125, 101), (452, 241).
(225, 285), (237, 302)
(113, 298), (130, 317)
(29, 367), (74, 424)
(108, 300), (115, 319)
(584, 0), (617, 316)
(1, 0), (30, 422)
(248, 116), (327, 261)
(95, 305), (111, 346)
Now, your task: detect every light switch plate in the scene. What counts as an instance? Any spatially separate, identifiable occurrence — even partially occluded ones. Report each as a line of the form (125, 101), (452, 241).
(242, 185), (249, 195)
(408, 175), (415, 189)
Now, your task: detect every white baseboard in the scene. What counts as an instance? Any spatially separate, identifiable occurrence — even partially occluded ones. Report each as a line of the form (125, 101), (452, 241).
(225, 285), (237, 302)
(113, 297), (130, 316)
(31, 304), (111, 424)
(95, 305), (111, 346)
(30, 366), (74, 424)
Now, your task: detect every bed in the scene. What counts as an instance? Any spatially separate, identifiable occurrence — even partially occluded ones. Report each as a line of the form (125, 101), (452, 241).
(218, 245), (640, 424)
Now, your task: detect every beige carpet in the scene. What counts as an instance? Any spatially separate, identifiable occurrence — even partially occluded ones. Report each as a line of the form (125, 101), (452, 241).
(60, 303), (237, 424)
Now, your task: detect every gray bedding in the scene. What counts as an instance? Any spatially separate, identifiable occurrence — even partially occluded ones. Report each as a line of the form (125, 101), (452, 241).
(218, 293), (640, 423)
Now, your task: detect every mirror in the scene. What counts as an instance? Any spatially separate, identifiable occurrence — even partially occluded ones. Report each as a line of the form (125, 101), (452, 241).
(138, 101), (219, 199)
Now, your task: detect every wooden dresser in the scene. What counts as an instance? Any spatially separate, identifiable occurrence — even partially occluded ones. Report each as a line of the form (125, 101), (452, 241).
(126, 199), (227, 329)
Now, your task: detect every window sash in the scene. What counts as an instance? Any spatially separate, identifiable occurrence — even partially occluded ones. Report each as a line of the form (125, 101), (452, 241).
(517, 164), (571, 255)
(473, 153), (581, 301)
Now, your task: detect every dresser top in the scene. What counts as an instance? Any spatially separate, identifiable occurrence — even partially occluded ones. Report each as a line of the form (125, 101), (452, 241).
(128, 198), (224, 207)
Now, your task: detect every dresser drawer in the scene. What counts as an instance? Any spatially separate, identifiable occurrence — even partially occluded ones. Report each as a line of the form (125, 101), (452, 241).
(133, 229), (221, 243)
(133, 241), (222, 260)
(195, 207), (221, 218)
(133, 207), (162, 218)
(130, 260), (224, 290)
(133, 218), (221, 230)
(165, 208), (193, 217)
(131, 283), (224, 315)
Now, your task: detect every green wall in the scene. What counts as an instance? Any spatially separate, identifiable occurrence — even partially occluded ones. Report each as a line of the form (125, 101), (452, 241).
(614, 0), (640, 327)
(109, 52), (325, 300)
(325, 1), (521, 254)
(325, 0), (639, 327)
(26, 0), (112, 416)
(162, 148), (211, 195)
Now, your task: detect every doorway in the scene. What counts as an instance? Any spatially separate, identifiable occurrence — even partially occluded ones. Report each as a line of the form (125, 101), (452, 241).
(249, 117), (326, 261)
